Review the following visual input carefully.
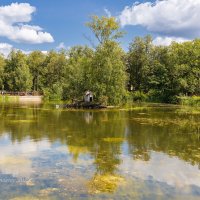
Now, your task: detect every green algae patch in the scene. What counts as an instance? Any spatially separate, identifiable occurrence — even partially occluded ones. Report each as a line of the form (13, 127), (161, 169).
(39, 188), (59, 197)
(176, 107), (200, 115)
(130, 117), (169, 126)
(9, 119), (36, 123)
(10, 196), (39, 200)
(103, 138), (124, 143)
(88, 174), (125, 194)
(130, 117), (200, 128)
(119, 105), (150, 111)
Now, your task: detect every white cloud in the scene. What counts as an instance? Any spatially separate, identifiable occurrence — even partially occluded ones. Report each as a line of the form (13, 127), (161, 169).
(153, 36), (190, 46)
(56, 42), (71, 50)
(0, 3), (54, 44)
(56, 42), (66, 50)
(120, 152), (200, 189)
(21, 25), (43, 31)
(0, 43), (49, 57)
(119, 0), (200, 40)
(0, 135), (51, 178)
(0, 43), (13, 57)
(41, 50), (48, 55)
(0, 42), (32, 57)
(104, 8), (111, 17)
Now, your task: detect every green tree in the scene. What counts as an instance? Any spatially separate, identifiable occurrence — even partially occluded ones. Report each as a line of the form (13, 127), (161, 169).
(63, 46), (94, 100)
(86, 15), (125, 44)
(28, 51), (46, 93)
(91, 41), (127, 105)
(86, 15), (127, 105)
(169, 40), (200, 96)
(5, 51), (32, 92)
(0, 55), (5, 91)
(42, 51), (67, 100)
(127, 35), (153, 92)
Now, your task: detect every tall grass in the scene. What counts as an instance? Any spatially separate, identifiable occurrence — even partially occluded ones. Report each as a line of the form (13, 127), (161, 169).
(178, 96), (200, 106)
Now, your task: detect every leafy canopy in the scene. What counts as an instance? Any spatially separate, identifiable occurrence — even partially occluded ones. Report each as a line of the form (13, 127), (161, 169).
(86, 16), (125, 44)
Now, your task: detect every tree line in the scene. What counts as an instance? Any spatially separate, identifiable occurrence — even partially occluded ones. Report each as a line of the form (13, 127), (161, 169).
(0, 16), (200, 104)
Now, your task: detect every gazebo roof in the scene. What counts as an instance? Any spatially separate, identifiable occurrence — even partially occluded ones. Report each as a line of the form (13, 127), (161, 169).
(85, 91), (92, 96)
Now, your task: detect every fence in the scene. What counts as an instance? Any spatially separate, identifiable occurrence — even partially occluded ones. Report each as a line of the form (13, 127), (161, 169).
(0, 91), (42, 96)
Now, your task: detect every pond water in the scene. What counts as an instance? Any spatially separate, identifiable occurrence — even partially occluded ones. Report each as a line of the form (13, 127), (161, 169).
(0, 102), (199, 200)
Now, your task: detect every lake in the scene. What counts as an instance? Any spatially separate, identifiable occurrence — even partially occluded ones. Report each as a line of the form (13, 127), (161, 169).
(0, 102), (199, 200)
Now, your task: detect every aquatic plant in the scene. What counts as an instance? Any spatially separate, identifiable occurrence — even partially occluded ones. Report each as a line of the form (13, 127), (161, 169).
(102, 138), (124, 143)
(87, 174), (125, 194)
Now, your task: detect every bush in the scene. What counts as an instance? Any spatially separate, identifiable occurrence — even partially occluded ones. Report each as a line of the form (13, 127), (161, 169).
(99, 95), (109, 106)
(147, 89), (179, 104)
(43, 83), (63, 101)
(131, 91), (148, 102)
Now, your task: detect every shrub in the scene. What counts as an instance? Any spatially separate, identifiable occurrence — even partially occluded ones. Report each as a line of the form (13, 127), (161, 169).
(43, 83), (63, 101)
(132, 91), (148, 102)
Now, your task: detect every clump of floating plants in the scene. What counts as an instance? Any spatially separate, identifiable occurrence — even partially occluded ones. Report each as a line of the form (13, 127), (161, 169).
(39, 188), (59, 197)
(10, 196), (40, 200)
(131, 117), (200, 128)
(102, 138), (124, 143)
(88, 174), (125, 194)
(8, 119), (36, 123)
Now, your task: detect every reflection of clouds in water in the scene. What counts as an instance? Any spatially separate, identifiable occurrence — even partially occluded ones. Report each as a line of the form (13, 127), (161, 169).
(0, 135), (51, 177)
(120, 151), (200, 189)
(0, 156), (32, 178)
(0, 134), (94, 179)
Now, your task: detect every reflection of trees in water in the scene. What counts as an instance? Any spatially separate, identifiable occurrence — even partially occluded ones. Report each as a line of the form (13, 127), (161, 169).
(0, 104), (200, 197)
(132, 148), (150, 161)
(0, 104), (127, 193)
(0, 104), (200, 177)
(126, 110), (200, 168)
(87, 140), (124, 194)
(64, 110), (126, 193)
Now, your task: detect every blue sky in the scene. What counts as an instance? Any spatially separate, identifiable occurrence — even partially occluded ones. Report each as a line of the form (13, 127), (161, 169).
(0, 0), (199, 55)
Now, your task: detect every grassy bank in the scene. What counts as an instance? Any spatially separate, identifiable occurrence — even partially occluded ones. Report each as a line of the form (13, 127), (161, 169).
(178, 96), (200, 107)
(0, 95), (19, 103)
(129, 91), (200, 106)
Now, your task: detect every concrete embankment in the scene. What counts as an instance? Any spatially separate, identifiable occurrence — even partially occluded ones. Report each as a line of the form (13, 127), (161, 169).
(18, 96), (43, 103)
(0, 95), (43, 103)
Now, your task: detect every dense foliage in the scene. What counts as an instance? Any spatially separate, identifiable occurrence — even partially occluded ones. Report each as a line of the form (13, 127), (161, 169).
(127, 37), (200, 103)
(0, 16), (199, 104)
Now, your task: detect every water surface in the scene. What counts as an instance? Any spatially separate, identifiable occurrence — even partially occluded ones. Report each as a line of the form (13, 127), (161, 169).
(0, 103), (200, 200)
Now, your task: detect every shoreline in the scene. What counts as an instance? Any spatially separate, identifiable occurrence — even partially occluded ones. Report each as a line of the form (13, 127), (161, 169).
(0, 95), (43, 103)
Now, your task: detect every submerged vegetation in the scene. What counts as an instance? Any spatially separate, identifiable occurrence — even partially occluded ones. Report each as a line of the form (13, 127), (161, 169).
(88, 174), (125, 194)
(0, 16), (200, 105)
